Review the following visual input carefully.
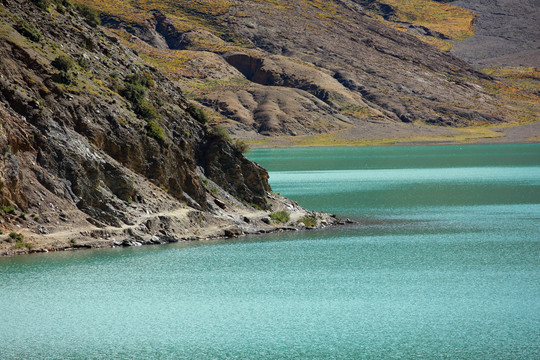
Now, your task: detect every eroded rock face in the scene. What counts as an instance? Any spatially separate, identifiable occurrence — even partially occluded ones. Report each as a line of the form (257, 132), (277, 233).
(197, 133), (270, 208)
(0, 0), (272, 230)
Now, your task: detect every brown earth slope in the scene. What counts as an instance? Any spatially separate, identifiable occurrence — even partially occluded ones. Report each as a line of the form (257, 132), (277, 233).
(71, 0), (531, 142)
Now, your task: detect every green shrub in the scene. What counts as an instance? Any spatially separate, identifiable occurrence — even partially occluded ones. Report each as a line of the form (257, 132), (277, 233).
(243, 202), (262, 211)
(212, 125), (231, 141)
(52, 55), (75, 71)
(270, 211), (290, 224)
(77, 57), (90, 70)
(1, 204), (15, 214)
(9, 232), (23, 243)
(24, 242), (34, 250)
(233, 139), (249, 154)
(76, 4), (101, 27)
(141, 72), (154, 88)
(58, 0), (72, 8)
(298, 215), (317, 227)
(121, 73), (162, 126)
(32, 0), (50, 11)
(53, 71), (75, 85)
(52, 0), (72, 13)
(122, 81), (146, 105)
(137, 100), (159, 121)
(125, 72), (153, 89)
(14, 18), (42, 42)
(70, 238), (76, 245)
(146, 120), (166, 142)
(186, 104), (209, 124)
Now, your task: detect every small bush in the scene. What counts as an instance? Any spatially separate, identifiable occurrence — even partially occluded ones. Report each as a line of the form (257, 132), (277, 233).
(24, 243), (34, 250)
(186, 104), (209, 125)
(298, 215), (317, 227)
(269, 211), (290, 224)
(53, 0), (72, 13)
(146, 120), (166, 142)
(137, 100), (159, 121)
(141, 72), (154, 88)
(122, 81), (146, 105)
(70, 238), (76, 245)
(52, 55), (75, 71)
(1, 204), (15, 214)
(212, 125), (231, 141)
(243, 202), (262, 211)
(53, 71), (75, 85)
(77, 57), (90, 70)
(31, 0), (50, 11)
(233, 139), (250, 154)
(76, 4), (101, 27)
(125, 73), (153, 88)
(15, 18), (42, 42)
(9, 232), (23, 243)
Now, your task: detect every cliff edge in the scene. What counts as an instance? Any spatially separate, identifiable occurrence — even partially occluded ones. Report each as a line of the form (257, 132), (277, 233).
(0, 0), (337, 256)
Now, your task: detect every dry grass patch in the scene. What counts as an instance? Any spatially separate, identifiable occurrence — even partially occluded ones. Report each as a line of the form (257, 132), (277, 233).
(479, 67), (540, 125)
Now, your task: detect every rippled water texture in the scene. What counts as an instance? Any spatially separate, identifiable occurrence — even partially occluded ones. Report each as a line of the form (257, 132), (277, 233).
(1, 144), (539, 359)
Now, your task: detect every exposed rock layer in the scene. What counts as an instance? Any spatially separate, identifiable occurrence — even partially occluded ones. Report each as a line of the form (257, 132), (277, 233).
(0, 0), (336, 256)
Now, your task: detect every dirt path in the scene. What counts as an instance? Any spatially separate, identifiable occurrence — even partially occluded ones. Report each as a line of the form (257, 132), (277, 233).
(42, 207), (194, 242)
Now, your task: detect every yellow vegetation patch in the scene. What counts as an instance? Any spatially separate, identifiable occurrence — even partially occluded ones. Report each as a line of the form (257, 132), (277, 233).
(247, 125), (506, 148)
(184, 77), (251, 98)
(73, 0), (152, 25)
(364, 0), (476, 50)
(380, 0), (476, 40)
(479, 67), (540, 125)
(482, 67), (540, 81)
(75, 0), (237, 39)
(338, 103), (376, 119)
(108, 29), (199, 78)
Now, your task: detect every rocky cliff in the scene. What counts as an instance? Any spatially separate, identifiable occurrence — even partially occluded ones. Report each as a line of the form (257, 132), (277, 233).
(68, 0), (528, 142)
(0, 0), (337, 256)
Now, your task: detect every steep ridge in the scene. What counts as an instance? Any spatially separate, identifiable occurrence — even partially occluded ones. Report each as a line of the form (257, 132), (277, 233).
(68, 0), (528, 142)
(0, 0), (337, 256)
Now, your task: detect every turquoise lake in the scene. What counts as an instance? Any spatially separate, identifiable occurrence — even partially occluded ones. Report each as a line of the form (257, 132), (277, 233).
(1, 144), (539, 359)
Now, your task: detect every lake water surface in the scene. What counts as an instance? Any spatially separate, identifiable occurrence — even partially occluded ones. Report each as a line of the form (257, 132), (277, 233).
(1, 144), (539, 359)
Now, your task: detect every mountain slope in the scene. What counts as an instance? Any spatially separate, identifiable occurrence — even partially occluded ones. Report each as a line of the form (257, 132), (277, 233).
(0, 0), (337, 255)
(68, 0), (530, 143)
(450, 0), (539, 67)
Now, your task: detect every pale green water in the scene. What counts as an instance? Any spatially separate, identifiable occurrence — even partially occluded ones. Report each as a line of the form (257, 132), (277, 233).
(1, 144), (539, 359)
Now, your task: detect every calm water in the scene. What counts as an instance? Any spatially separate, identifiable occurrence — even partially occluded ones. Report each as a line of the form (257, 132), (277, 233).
(1, 144), (539, 359)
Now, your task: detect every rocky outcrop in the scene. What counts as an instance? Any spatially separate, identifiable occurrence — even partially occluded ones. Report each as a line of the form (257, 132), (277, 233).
(0, 0), (337, 256)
